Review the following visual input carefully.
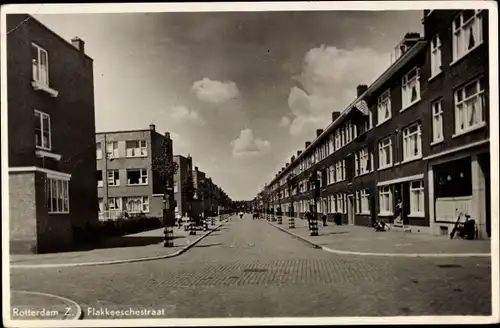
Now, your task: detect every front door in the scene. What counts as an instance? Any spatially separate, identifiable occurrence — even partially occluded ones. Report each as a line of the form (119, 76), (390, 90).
(348, 195), (355, 225)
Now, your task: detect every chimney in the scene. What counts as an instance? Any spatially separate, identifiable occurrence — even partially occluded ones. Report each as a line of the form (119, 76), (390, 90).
(149, 124), (156, 131)
(332, 112), (340, 122)
(357, 85), (368, 97)
(195, 166), (199, 171)
(291, 156), (295, 162)
(285, 163), (289, 167)
(316, 129), (323, 137)
(71, 37), (85, 53)
(305, 141), (311, 148)
(164, 132), (170, 139)
(298, 150), (302, 156)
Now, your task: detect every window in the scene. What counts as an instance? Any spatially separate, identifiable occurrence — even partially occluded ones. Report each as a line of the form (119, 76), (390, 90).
(402, 67), (421, 109)
(45, 177), (69, 213)
(108, 197), (122, 211)
(359, 189), (370, 214)
(96, 142), (102, 159)
(336, 194), (344, 213)
(454, 77), (485, 133)
(430, 34), (442, 77)
(34, 110), (51, 150)
(378, 137), (393, 169)
(173, 181), (179, 193)
(125, 140), (147, 157)
(355, 148), (371, 176)
(453, 10), (483, 61)
(432, 100), (444, 143)
(377, 90), (391, 124)
(335, 161), (345, 182)
(127, 169), (148, 185)
(379, 186), (393, 214)
(32, 43), (49, 86)
(97, 170), (103, 187)
(106, 141), (119, 158)
(410, 180), (425, 216)
(126, 196), (150, 213)
(402, 123), (422, 161)
(107, 170), (120, 186)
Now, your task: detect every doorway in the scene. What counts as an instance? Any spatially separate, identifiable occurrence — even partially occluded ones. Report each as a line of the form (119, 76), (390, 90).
(348, 195), (355, 225)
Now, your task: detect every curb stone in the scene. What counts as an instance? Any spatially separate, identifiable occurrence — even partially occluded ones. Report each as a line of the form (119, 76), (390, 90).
(10, 224), (224, 269)
(10, 290), (83, 320)
(267, 221), (491, 258)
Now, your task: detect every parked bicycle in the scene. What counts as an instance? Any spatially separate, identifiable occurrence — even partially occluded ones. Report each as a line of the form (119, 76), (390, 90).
(450, 209), (478, 240)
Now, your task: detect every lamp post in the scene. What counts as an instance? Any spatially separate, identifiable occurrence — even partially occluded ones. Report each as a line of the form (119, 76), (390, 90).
(308, 170), (319, 236)
(287, 173), (296, 229)
(277, 190), (283, 225)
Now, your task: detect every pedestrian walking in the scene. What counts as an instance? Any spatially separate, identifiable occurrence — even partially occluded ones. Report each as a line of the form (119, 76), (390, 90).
(322, 214), (327, 227)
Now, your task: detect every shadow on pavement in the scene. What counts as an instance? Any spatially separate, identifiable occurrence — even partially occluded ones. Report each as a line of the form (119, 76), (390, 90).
(74, 235), (185, 251)
(318, 231), (350, 236)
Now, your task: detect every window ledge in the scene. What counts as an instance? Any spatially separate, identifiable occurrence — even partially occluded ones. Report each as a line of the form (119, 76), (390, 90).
(127, 184), (149, 186)
(428, 71), (442, 82)
(400, 99), (421, 113)
(49, 212), (70, 215)
(125, 155), (148, 159)
(379, 212), (394, 217)
(401, 155), (422, 165)
(452, 121), (487, 138)
(430, 139), (444, 146)
(450, 42), (484, 67)
(109, 185), (120, 187)
(408, 212), (425, 218)
(35, 149), (62, 161)
(378, 164), (393, 172)
(31, 81), (59, 98)
(360, 211), (370, 215)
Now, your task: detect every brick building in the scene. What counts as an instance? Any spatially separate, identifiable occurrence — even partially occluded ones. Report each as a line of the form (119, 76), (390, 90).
(7, 15), (98, 253)
(261, 9), (490, 239)
(96, 124), (174, 219)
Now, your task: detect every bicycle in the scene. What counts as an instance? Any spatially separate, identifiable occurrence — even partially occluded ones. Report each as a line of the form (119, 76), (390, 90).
(450, 209), (478, 240)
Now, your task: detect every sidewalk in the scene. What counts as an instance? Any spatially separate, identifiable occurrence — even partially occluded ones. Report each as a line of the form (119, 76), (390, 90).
(10, 224), (222, 267)
(269, 218), (491, 256)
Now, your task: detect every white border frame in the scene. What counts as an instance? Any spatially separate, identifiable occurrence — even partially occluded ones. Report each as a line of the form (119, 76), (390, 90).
(1, 1), (498, 327)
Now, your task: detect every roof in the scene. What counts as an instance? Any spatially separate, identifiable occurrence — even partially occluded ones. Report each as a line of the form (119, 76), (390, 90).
(268, 39), (427, 188)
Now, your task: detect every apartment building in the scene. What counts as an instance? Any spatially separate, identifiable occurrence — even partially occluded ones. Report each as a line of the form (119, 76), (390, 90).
(422, 10), (490, 238)
(96, 124), (174, 219)
(263, 9), (490, 239)
(7, 15), (98, 253)
(174, 155), (194, 218)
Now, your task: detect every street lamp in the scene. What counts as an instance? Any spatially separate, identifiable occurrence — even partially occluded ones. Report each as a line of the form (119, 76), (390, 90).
(308, 170), (320, 236)
(277, 190), (283, 225)
(287, 173), (296, 229)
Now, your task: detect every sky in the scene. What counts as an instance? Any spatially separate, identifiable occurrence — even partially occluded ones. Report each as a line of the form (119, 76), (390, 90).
(34, 9), (423, 201)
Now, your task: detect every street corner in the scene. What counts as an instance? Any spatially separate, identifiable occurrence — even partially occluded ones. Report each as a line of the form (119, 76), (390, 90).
(9, 291), (82, 320)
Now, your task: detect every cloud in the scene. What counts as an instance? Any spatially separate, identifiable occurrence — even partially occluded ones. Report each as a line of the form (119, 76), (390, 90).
(231, 128), (271, 158)
(286, 45), (389, 136)
(169, 105), (205, 124)
(169, 131), (190, 155)
(192, 78), (240, 105)
(279, 116), (291, 128)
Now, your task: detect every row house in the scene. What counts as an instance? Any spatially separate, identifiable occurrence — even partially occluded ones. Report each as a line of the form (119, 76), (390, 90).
(7, 15), (98, 253)
(96, 124), (174, 219)
(264, 9), (490, 239)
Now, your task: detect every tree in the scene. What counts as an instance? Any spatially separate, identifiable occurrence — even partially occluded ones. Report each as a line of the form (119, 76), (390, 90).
(152, 138), (178, 229)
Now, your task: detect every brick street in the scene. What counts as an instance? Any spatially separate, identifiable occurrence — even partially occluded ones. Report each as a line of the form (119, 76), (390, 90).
(10, 215), (491, 318)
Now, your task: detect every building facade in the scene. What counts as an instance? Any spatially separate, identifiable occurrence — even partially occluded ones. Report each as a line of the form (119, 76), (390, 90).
(261, 9), (490, 239)
(7, 15), (98, 253)
(96, 124), (174, 220)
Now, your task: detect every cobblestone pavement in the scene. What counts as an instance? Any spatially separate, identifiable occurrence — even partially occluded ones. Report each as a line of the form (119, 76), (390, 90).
(9, 215), (492, 319)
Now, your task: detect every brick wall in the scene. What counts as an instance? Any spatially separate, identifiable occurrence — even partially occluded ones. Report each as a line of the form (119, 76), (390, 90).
(9, 172), (37, 253)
